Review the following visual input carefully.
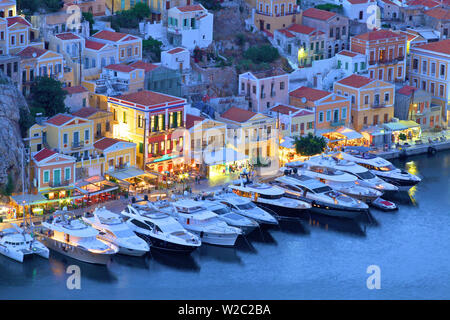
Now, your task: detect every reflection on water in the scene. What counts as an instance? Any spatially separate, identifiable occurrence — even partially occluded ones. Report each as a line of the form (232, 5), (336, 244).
(306, 213), (368, 236)
(197, 245), (242, 265)
(150, 250), (200, 272)
(111, 253), (150, 270)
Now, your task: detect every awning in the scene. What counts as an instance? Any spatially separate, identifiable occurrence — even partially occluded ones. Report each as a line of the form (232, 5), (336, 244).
(11, 193), (47, 205)
(280, 136), (295, 149)
(383, 122), (408, 131)
(106, 167), (156, 181)
(399, 120), (420, 129)
(204, 148), (248, 166)
(335, 127), (363, 140)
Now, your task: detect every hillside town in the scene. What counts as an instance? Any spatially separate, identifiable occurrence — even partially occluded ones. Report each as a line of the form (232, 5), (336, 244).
(0, 0), (448, 226)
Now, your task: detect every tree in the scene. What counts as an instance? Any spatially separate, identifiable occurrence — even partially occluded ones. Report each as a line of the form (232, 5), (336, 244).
(131, 2), (151, 20)
(30, 76), (68, 117)
(1, 174), (14, 196)
(243, 45), (279, 64)
(19, 107), (35, 138)
(143, 37), (163, 62)
(82, 12), (95, 34)
(294, 133), (327, 157)
(399, 133), (407, 141)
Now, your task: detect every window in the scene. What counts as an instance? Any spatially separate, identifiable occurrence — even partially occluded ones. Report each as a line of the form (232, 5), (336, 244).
(440, 64), (445, 77)
(11, 35), (15, 45)
(64, 167), (71, 181)
(421, 81), (426, 90)
(422, 60), (427, 74)
(431, 62), (436, 75)
(363, 116), (368, 125)
(398, 66), (402, 78)
(84, 129), (89, 141)
(439, 84), (444, 97)
(137, 115), (144, 128)
(319, 111), (324, 123)
(359, 11), (363, 19)
(280, 82), (285, 90)
(384, 113), (388, 123)
(351, 95), (355, 104)
(43, 170), (50, 183)
(342, 107), (347, 119)
(342, 26), (346, 35)
(384, 93), (390, 102)
(123, 111), (127, 123)
(430, 82), (435, 95)
(412, 59), (418, 71)
(364, 95), (369, 105)
(326, 110), (331, 122)
(0, 31), (4, 40)
(329, 28), (333, 37)
(63, 133), (68, 144)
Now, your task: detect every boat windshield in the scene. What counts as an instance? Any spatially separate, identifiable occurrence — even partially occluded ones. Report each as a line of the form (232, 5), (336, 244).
(212, 207), (230, 215)
(312, 186), (333, 193)
(356, 171), (376, 179)
(236, 202), (256, 210)
(258, 193), (283, 200)
(376, 165), (396, 172)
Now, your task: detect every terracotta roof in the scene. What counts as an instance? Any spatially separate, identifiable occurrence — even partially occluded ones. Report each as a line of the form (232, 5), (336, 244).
(287, 24), (316, 35)
(221, 107), (257, 123)
(424, 8), (450, 20)
(397, 85), (418, 96)
(55, 32), (80, 40)
(293, 109), (314, 117)
(17, 46), (47, 59)
(122, 35), (138, 41)
(167, 47), (186, 54)
(414, 39), (450, 55)
(72, 107), (105, 118)
(105, 64), (136, 73)
(289, 86), (330, 102)
(382, 0), (398, 5)
(354, 29), (406, 41)
(94, 137), (124, 150)
(336, 74), (375, 88)
(399, 31), (418, 42)
(347, 0), (371, 3)
(337, 50), (358, 57)
(64, 85), (88, 95)
(177, 4), (204, 12)
(115, 90), (182, 106)
(277, 29), (295, 38)
(85, 39), (107, 50)
(129, 61), (158, 72)
(6, 16), (31, 27)
(46, 114), (74, 126)
(92, 30), (129, 42)
(33, 148), (56, 162)
(270, 104), (299, 115)
(407, 0), (439, 7)
(185, 114), (205, 129)
(302, 8), (336, 21)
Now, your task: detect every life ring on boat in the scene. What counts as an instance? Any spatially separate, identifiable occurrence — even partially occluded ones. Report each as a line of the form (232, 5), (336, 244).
(427, 146), (437, 155)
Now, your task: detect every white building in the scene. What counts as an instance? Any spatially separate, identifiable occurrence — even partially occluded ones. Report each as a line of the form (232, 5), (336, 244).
(167, 4), (213, 50)
(161, 47), (190, 71)
(342, 0), (377, 24)
(335, 50), (368, 76)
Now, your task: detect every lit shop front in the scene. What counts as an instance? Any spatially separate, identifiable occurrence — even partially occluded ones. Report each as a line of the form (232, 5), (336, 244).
(322, 127), (366, 150)
(74, 175), (119, 206)
(204, 148), (249, 178)
(383, 120), (421, 143)
(106, 167), (158, 195)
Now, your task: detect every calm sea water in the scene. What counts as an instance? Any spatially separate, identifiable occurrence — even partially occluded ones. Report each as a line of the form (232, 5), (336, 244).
(1, 151), (450, 300)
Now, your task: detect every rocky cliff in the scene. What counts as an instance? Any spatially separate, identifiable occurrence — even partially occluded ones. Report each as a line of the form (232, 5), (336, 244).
(0, 73), (30, 194)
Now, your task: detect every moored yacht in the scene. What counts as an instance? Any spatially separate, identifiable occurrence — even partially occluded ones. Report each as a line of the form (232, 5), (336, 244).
(272, 172), (368, 218)
(339, 147), (421, 191)
(0, 224), (49, 263)
(228, 173), (311, 218)
(158, 199), (242, 247)
(40, 209), (118, 265)
(83, 207), (150, 256)
(286, 159), (382, 203)
(121, 203), (201, 253)
(198, 199), (259, 234)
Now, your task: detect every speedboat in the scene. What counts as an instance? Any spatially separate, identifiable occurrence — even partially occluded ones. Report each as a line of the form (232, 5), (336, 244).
(83, 207), (150, 256)
(40, 209), (118, 265)
(228, 173), (311, 218)
(272, 172), (368, 218)
(323, 155), (398, 192)
(158, 199), (242, 247)
(121, 203), (201, 253)
(339, 147), (421, 191)
(0, 224), (49, 263)
(370, 197), (398, 211)
(197, 199), (259, 234)
(286, 159), (382, 203)
(213, 191), (279, 225)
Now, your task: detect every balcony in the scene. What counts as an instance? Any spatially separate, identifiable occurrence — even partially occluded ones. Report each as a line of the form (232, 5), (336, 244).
(330, 120), (346, 127)
(71, 141), (84, 150)
(371, 103), (387, 109)
(49, 180), (70, 188)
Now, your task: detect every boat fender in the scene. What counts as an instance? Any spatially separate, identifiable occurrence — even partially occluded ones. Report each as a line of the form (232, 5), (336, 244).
(428, 146), (437, 155)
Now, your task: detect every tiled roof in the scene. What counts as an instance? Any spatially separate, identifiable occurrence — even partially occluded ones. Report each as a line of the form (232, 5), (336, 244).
(293, 109), (314, 117)
(354, 29), (406, 41)
(64, 85), (88, 95)
(277, 29), (295, 38)
(130, 61), (158, 72)
(302, 8), (336, 21)
(221, 107), (256, 123)
(33, 148), (56, 162)
(424, 8), (450, 20)
(94, 137), (123, 150)
(414, 39), (450, 55)
(382, 0), (398, 5)
(289, 86), (330, 102)
(85, 39), (107, 50)
(397, 85), (418, 96)
(55, 32), (80, 40)
(407, 0), (440, 7)
(105, 64), (136, 73)
(336, 74), (375, 88)
(337, 50), (358, 57)
(115, 90), (182, 106)
(167, 47), (186, 54)
(46, 114), (73, 126)
(347, 0), (372, 3)
(92, 30), (129, 42)
(185, 114), (205, 129)
(270, 104), (299, 115)
(72, 107), (104, 118)
(177, 4), (204, 12)
(17, 46), (47, 59)
(6, 16), (31, 27)
(287, 24), (316, 35)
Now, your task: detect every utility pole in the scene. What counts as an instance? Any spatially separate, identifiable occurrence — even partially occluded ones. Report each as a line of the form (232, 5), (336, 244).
(143, 117), (147, 171)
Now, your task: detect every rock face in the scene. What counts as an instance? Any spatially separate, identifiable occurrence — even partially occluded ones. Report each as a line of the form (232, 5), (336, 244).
(0, 74), (29, 193)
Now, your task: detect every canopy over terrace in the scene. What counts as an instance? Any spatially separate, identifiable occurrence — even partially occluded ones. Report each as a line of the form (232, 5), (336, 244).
(383, 120), (421, 143)
(203, 148), (249, 178)
(106, 167), (158, 193)
(322, 127), (363, 142)
(75, 175), (118, 196)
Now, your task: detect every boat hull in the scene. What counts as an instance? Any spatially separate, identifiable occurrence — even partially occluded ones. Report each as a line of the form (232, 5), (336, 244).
(374, 174), (420, 191)
(338, 191), (380, 203)
(0, 244), (49, 263)
(118, 246), (148, 257)
(190, 230), (239, 247)
(136, 232), (199, 254)
(40, 237), (114, 265)
(253, 202), (307, 219)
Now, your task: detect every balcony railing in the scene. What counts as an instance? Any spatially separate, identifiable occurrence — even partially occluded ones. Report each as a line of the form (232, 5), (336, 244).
(49, 180), (70, 188)
(71, 141), (84, 150)
(330, 120), (346, 127)
(371, 103), (387, 109)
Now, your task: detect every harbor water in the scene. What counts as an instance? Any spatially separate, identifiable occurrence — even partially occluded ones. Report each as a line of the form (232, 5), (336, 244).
(1, 151), (450, 299)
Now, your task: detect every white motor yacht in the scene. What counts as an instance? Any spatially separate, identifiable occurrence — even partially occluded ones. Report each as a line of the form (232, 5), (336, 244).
(197, 199), (259, 234)
(339, 147), (421, 191)
(272, 173), (368, 218)
(228, 173), (311, 218)
(40, 209), (118, 265)
(121, 203), (201, 253)
(0, 224), (49, 263)
(158, 199), (242, 247)
(83, 207), (150, 257)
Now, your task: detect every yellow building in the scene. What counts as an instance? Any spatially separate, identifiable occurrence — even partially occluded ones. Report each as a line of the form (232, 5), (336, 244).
(91, 30), (142, 64)
(72, 107), (114, 140)
(268, 103), (315, 138)
(334, 74), (395, 131)
(0, 0), (17, 18)
(6, 16), (39, 55)
(253, 0), (301, 34)
(93, 137), (136, 172)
